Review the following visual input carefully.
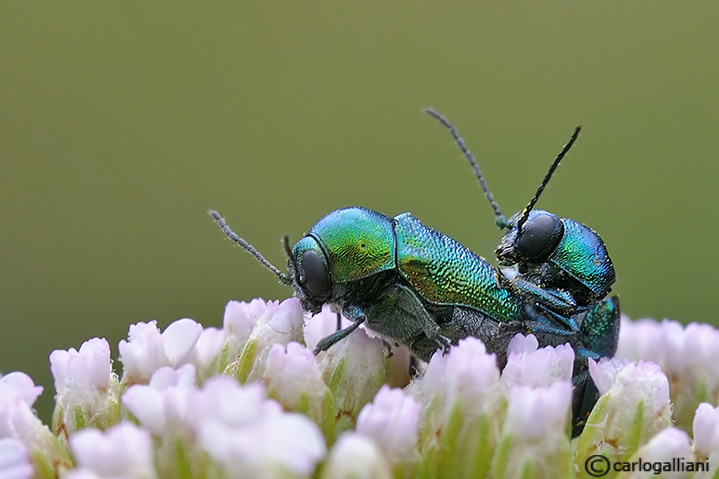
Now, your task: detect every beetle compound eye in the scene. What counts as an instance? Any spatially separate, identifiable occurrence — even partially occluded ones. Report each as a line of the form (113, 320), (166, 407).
(515, 213), (564, 262)
(300, 249), (331, 298)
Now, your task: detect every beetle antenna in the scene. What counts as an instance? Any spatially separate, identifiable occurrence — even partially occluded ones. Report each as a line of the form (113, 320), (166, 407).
(209, 210), (291, 286)
(282, 235), (299, 281)
(516, 126), (581, 233)
(424, 108), (507, 230)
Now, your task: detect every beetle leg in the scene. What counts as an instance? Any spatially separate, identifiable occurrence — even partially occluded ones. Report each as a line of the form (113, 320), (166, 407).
(393, 284), (442, 341)
(512, 278), (577, 313)
(313, 317), (365, 354)
(578, 296), (620, 358)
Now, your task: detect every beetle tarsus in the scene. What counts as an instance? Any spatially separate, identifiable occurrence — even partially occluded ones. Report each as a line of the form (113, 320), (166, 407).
(313, 317), (366, 354)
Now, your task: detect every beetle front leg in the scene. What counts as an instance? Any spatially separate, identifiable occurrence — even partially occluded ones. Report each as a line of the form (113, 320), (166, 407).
(314, 316), (366, 354)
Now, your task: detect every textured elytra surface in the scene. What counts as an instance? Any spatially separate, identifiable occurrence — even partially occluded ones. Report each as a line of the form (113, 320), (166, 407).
(394, 213), (521, 322)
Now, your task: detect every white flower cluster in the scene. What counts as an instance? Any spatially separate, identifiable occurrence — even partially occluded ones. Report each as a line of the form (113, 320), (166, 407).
(2, 300), (719, 479)
(617, 316), (719, 429)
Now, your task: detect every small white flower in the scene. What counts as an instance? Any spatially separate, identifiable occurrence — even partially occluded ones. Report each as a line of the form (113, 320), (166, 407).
(121, 364), (196, 436)
(50, 338), (119, 433)
(224, 298), (267, 339)
(414, 337), (501, 419)
(408, 337), (502, 479)
(263, 342), (329, 423)
(356, 386), (420, 466)
(615, 316), (667, 364)
(68, 422), (155, 479)
(502, 333), (574, 388)
(693, 403), (719, 458)
(315, 323), (387, 421)
(186, 377), (272, 431)
(586, 356), (629, 395)
(119, 319), (203, 384)
(503, 382), (572, 440)
(0, 373), (43, 407)
(506, 333), (539, 354)
(491, 382), (573, 479)
(224, 298), (306, 382)
(626, 427), (693, 479)
(577, 359), (672, 466)
(0, 373), (58, 455)
(50, 338), (112, 391)
(199, 410), (326, 479)
(189, 327), (225, 376)
(253, 298), (305, 344)
(588, 359), (670, 417)
(0, 438), (34, 479)
(616, 316), (719, 430)
(321, 433), (392, 479)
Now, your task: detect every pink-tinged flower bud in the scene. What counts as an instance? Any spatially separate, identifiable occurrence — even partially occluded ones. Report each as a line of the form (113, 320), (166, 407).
(693, 403), (719, 459)
(121, 364), (196, 436)
(119, 318), (203, 384)
(621, 427), (693, 479)
(0, 372), (68, 475)
(223, 299), (267, 353)
(224, 298), (306, 383)
(0, 373), (43, 407)
(186, 378), (271, 431)
(321, 433), (392, 479)
(408, 337), (502, 479)
(189, 327), (225, 377)
(50, 338), (119, 434)
(305, 306), (411, 387)
(576, 359), (672, 468)
(0, 438), (34, 479)
(68, 422), (155, 479)
(504, 382), (572, 440)
(50, 338), (112, 390)
(199, 411), (325, 479)
(315, 323), (387, 433)
(492, 382), (573, 479)
(616, 317), (719, 430)
(502, 333), (574, 388)
(356, 386), (420, 469)
(263, 342), (331, 432)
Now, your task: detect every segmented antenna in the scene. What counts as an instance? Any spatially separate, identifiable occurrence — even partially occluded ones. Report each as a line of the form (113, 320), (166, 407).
(209, 210), (291, 285)
(424, 108), (507, 230)
(282, 235), (299, 281)
(516, 126), (582, 232)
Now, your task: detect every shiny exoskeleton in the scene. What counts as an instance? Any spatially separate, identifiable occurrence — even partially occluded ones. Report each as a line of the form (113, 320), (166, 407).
(210, 109), (620, 436)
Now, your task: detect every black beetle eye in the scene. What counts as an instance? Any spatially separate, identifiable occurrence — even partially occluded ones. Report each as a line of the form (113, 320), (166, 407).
(300, 249), (331, 298)
(515, 213), (564, 263)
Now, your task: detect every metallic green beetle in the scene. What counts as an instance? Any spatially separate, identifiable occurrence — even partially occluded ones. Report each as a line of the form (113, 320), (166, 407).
(209, 110), (620, 436)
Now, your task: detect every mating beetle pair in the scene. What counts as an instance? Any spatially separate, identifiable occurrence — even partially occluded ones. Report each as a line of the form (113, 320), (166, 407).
(210, 109), (620, 436)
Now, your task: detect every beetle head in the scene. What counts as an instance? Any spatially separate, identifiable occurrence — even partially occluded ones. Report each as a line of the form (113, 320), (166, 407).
(286, 235), (332, 314)
(496, 209), (564, 267)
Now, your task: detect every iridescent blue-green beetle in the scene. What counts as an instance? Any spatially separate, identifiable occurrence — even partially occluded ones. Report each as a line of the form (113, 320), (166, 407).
(210, 109), (620, 435)
(210, 204), (527, 359)
(425, 109), (619, 354)
(423, 110), (620, 433)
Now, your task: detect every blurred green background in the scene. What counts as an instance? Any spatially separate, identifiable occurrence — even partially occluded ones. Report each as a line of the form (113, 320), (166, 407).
(2, 2), (718, 421)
